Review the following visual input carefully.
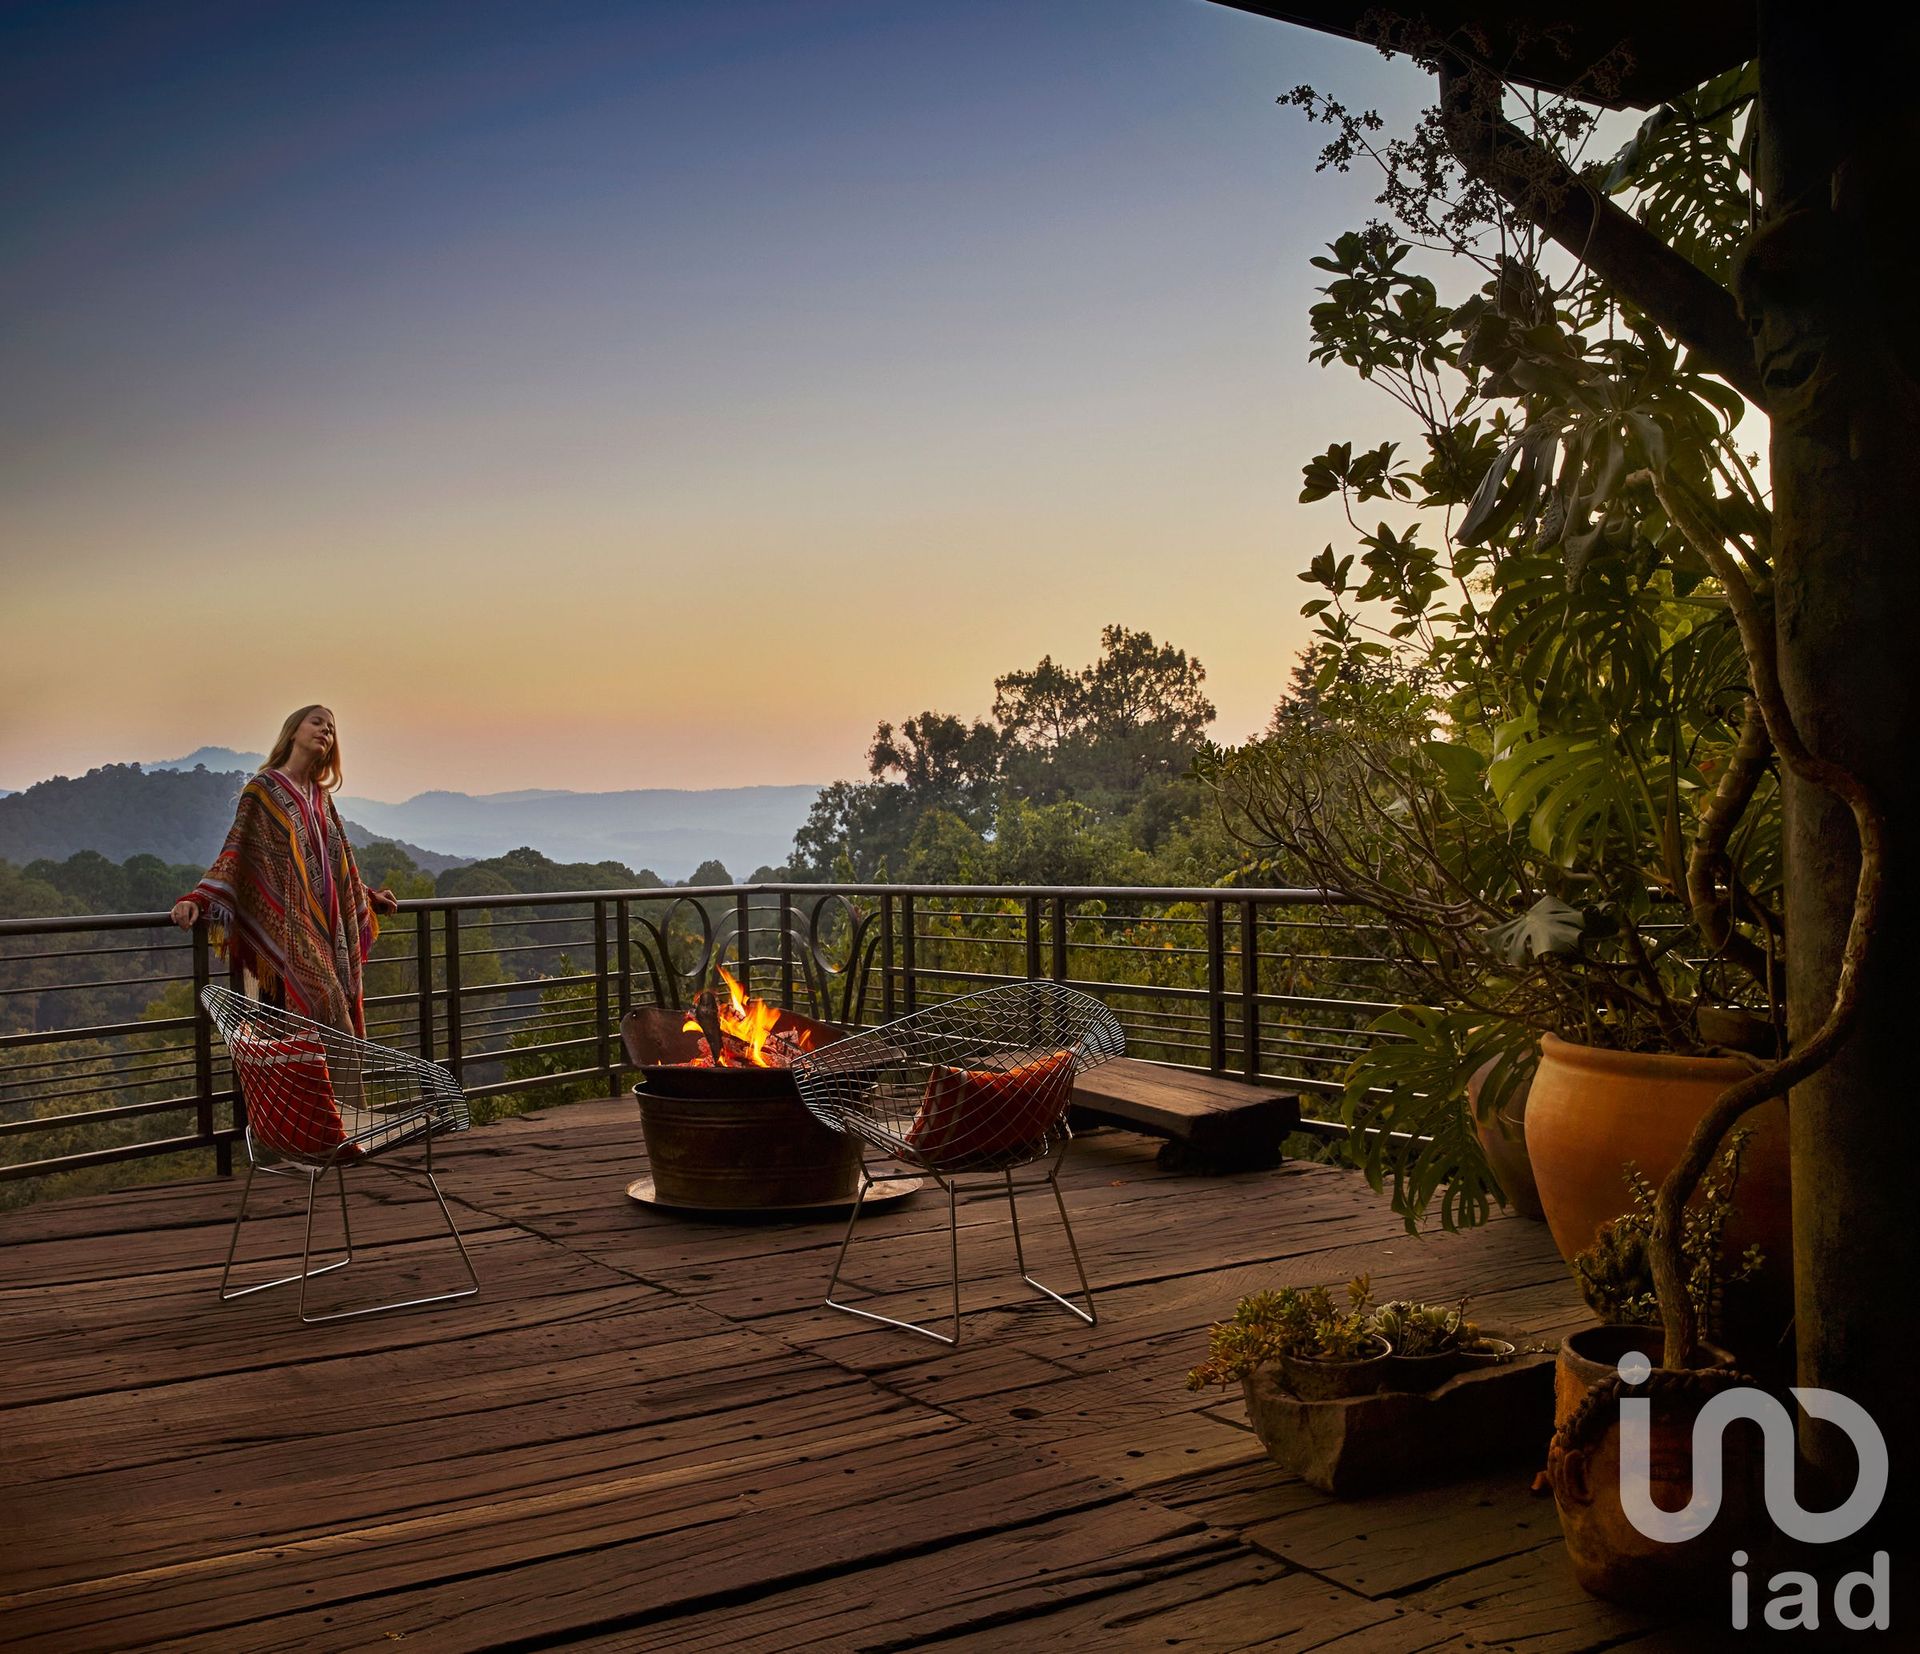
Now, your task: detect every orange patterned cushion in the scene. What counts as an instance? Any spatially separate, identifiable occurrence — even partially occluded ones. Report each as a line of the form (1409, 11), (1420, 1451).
(229, 1023), (358, 1162)
(906, 1049), (1074, 1163)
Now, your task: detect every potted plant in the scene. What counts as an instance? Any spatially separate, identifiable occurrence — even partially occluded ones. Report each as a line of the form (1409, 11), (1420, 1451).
(1206, 41), (1888, 1599)
(1371, 1297), (1477, 1390)
(1193, 80), (1800, 1293)
(1557, 1129), (1759, 1426)
(1186, 1275), (1390, 1403)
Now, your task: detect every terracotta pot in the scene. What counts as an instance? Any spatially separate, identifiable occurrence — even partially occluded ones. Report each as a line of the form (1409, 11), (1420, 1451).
(1524, 1035), (1793, 1337)
(1381, 1348), (1465, 1392)
(1554, 1325), (1733, 1435)
(1468, 1059), (1544, 1220)
(1278, 1335), (1392, 1401)
(1549, 1367), (1765, 1607)
(1458, 1336), (1516, 1369)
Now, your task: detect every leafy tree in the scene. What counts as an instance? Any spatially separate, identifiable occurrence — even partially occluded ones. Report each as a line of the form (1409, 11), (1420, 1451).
(790, 625), (1218, 883)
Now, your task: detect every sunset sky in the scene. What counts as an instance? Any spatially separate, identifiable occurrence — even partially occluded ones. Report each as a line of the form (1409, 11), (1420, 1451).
(1, 0), (1430, 802)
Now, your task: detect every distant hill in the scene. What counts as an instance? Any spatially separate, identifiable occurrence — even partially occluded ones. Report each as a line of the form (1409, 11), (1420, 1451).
(149, 746), (267, 773)
(342, 826), (470, 876)
(0, 763), (819, 881)
(0, 765), (469, 876)
(336, 784), (820, 879)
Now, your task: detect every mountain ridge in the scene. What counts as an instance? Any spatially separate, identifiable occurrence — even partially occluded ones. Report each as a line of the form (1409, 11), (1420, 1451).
(0, 763), (819, 880)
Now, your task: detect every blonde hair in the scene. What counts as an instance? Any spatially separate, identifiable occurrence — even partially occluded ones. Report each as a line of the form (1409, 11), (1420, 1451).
(261, 705), (344, 792)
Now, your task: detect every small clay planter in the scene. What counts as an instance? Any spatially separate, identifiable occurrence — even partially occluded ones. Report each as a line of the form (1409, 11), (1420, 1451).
(1381, 1347), (1466, 1392)
(1279, 1334), (1392, 1400)
(1457, 1336), (1517, 1368)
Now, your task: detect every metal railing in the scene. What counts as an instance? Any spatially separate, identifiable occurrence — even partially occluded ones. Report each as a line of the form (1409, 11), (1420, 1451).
(0, 883), (1409, 1190)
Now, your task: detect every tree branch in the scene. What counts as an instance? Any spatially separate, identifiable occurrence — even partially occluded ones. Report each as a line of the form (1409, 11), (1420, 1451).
(1639, 470), (1885, 1368)
(1436, 63), (1768, 411)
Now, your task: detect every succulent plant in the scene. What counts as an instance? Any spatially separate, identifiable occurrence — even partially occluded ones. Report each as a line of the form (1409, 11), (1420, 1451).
(1572, 1127), (1763, 1339)
(1371, 1297), (1478, 1357)
(1185, 1274), (1377, 1390)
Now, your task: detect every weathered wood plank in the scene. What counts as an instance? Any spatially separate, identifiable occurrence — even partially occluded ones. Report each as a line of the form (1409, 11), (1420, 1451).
(0, 1089), (1623, 1653)
(1397, 1541), (1663, 1652)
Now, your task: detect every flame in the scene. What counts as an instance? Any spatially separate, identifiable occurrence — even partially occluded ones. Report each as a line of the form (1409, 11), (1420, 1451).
(680, 967), (815, 1068)
(720, 966), (783, 1066)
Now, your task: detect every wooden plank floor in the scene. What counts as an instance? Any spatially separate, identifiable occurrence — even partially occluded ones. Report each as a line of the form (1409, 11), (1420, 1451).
(0, 1098), (1693, 1652)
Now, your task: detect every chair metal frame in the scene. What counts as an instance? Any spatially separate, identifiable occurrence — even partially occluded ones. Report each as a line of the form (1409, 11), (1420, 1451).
(793, 981), (1124, 1346)
(202, 985), (479, 1324)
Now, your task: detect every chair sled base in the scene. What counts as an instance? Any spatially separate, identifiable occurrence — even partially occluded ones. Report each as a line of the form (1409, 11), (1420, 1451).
(219, 1135), (479, 1324)
(823, 1155), (1095, 1347)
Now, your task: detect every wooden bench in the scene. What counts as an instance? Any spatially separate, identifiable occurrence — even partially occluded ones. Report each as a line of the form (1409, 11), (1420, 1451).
(1069, 1058), (1302, 1173)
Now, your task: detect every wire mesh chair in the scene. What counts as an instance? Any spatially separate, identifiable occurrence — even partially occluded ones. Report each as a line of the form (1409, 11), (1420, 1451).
(790, 980), (1125, 1345)
(202, 984), (478, 1323)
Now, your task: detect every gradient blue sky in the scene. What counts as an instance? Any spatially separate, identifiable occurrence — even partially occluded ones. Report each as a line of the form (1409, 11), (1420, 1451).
(1, 0), (1432, 800)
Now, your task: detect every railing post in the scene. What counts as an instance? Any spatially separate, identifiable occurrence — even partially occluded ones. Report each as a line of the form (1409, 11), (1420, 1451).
(617, 898), (632, 1018)
(779, 892), (795, 1009)
(415, 907), (435, 1062)
(594, 899), (613, 1095)
(880, 894), (895, 1021)
(1207, 899), (1227, 1074)
(192, 920), (224, 1175)
(1241, 897), (1260, 1082)
(444, 908), (464, 1086)
(901, 894), (918, 1014)
(1025, 894), (1042, 981)
(1049, 895), (1068, 982)
(735, 890), (752, 992)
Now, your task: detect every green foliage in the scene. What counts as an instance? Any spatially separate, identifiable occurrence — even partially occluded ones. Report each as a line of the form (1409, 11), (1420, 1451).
(1337, 1006), (1534, 1232)
(1572, 1128), (1764, 1340)
(1200, 63), (1777, 1235)
(1371, 1297), (1477, 1358)
(790, 625), (1219, 886)
(1184, 1275), (1376, 1390)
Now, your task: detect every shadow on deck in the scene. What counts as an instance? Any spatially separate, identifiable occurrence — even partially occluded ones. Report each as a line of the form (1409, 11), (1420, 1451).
(0, 1099), (1692, 1652)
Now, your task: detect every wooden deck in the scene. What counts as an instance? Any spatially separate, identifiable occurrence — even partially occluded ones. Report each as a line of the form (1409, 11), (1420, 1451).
(0, 1099), (1698, 1652)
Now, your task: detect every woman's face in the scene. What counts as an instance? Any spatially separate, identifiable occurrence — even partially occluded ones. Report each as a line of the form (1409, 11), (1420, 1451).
(294, 708), (335, 761)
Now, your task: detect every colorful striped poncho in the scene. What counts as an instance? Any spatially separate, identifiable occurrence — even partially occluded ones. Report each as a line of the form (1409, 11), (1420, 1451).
(184, 770), (380, 1035)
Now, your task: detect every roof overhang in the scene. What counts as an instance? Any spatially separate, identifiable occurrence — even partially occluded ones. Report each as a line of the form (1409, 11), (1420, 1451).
(1205, 2), (1753, 108)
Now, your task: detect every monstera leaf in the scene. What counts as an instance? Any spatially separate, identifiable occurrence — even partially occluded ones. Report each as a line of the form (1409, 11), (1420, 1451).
(1339, 1007), (1535, 1232)
(1485, 895), (1589, 963)
(1488, 719), (1643, 866)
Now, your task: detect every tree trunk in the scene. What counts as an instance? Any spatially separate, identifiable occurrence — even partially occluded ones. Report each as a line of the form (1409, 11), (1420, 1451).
(1753, 2), (1920, 1501)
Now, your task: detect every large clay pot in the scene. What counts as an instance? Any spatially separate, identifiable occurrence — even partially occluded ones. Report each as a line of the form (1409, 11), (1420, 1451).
(1468, 1059), (1544, 1220)
(1524, 1035), (1792, 1338)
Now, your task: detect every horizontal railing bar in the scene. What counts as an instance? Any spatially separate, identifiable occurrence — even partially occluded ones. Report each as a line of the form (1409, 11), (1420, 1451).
(0, 970), (195, 999)
(0, 1127), (240, 1181)
(0, 1090), (231, 1136)
(0, 1014), (196, 1052)
(0, 939), (192, 961)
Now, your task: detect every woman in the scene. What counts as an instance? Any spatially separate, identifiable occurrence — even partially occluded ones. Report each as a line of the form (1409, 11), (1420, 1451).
(172, 706), (399, 1035)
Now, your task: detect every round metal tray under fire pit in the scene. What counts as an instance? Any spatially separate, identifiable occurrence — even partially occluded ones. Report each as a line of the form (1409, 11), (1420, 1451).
(624, 1170), (925, 1220)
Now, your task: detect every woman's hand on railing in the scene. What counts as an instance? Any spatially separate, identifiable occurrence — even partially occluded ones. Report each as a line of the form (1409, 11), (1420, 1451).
(367, 887), (400, 915)
(170, 898), (202, 931)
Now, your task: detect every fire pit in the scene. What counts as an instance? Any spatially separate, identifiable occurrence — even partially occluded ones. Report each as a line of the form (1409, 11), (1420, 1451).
(623, 971), (906, 1216)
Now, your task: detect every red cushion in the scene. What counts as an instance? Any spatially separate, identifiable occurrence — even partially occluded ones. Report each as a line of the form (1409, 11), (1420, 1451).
(905, 1049), (1075, 1163)
(229, 1023), (358, 1162)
